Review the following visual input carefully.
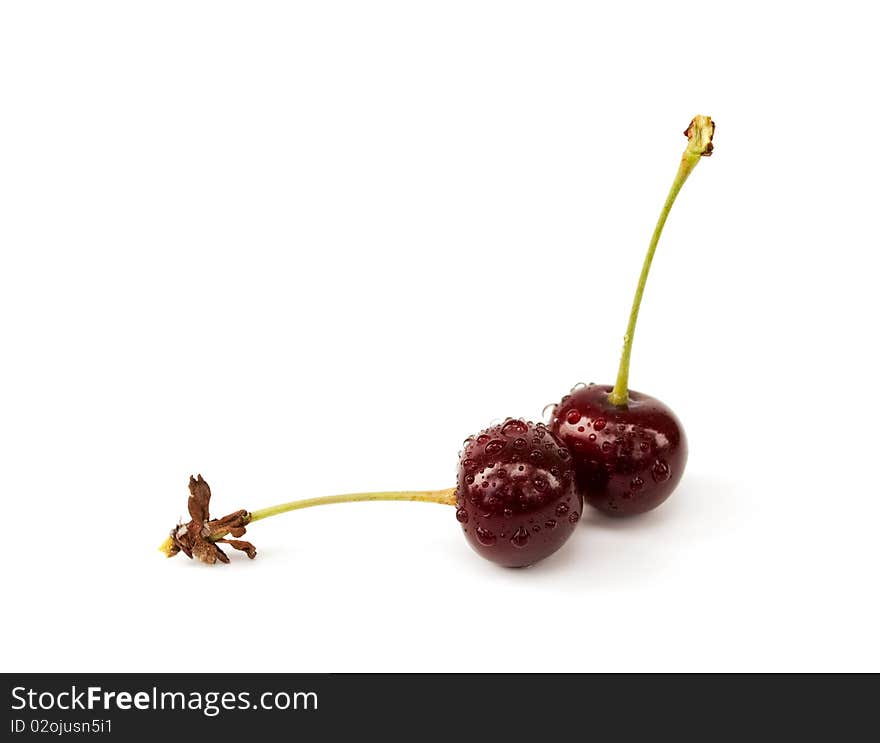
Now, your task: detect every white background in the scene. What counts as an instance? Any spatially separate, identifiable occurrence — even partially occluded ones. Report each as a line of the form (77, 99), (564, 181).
(1, 2), (878, 672)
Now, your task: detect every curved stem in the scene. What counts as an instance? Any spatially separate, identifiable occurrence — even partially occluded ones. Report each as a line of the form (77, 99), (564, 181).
(608, 115), (715, 407)
(160, 482), (458, 559)
(247, 488), (457, 524)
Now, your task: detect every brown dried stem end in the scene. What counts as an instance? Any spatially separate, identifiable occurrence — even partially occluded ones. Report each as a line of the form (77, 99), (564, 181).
(683, 115), (715, 158)
(162, 475), (256, 565)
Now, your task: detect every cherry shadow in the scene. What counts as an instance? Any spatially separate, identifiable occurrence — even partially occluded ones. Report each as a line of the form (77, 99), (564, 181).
(578, 471), (734, 533)
(517, 472), (737, 583)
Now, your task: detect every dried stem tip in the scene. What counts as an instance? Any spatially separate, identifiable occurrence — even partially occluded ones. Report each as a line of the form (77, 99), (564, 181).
(684, 115), (715, 158)
(162, 475), (256, 565)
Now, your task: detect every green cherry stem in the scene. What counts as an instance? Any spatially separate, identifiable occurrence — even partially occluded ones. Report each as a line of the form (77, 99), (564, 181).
(247, 488), (457, 524)
(607, 115), (716, 407)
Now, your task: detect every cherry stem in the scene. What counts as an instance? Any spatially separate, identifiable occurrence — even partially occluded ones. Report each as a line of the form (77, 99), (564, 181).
(158, 487), (457, 558)
(246, 488), (457, 524)
(608, 115), (716, 407)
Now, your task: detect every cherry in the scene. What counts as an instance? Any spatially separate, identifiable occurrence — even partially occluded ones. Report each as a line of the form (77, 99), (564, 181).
(550, 116), (714, 517)
(550, 384), (685, 515)
(160, 419), (580, 568)
(456, 419), (581, 567)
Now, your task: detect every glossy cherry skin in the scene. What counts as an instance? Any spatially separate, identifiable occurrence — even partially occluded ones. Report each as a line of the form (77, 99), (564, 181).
(549, 384), (687, 516)
(456, 419), (582, 567)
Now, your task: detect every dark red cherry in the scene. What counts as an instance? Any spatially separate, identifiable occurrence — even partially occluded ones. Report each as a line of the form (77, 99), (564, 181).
(554, 117), (713, 516)
(549, 384), (687, 516)
(456, 418), (581, 567)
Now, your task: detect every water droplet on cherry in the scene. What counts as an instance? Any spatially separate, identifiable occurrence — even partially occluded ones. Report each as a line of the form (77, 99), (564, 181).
(501, 419), (528, 436)
(651, 459), (671, 482)
(510, 527), (530, 548)
(485, 440), (505, 456)
(475, 526), (496, 546)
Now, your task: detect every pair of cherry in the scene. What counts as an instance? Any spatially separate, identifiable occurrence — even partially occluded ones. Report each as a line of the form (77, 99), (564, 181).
(162, 116), (714, 569)
(457, 383), (686, 567)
